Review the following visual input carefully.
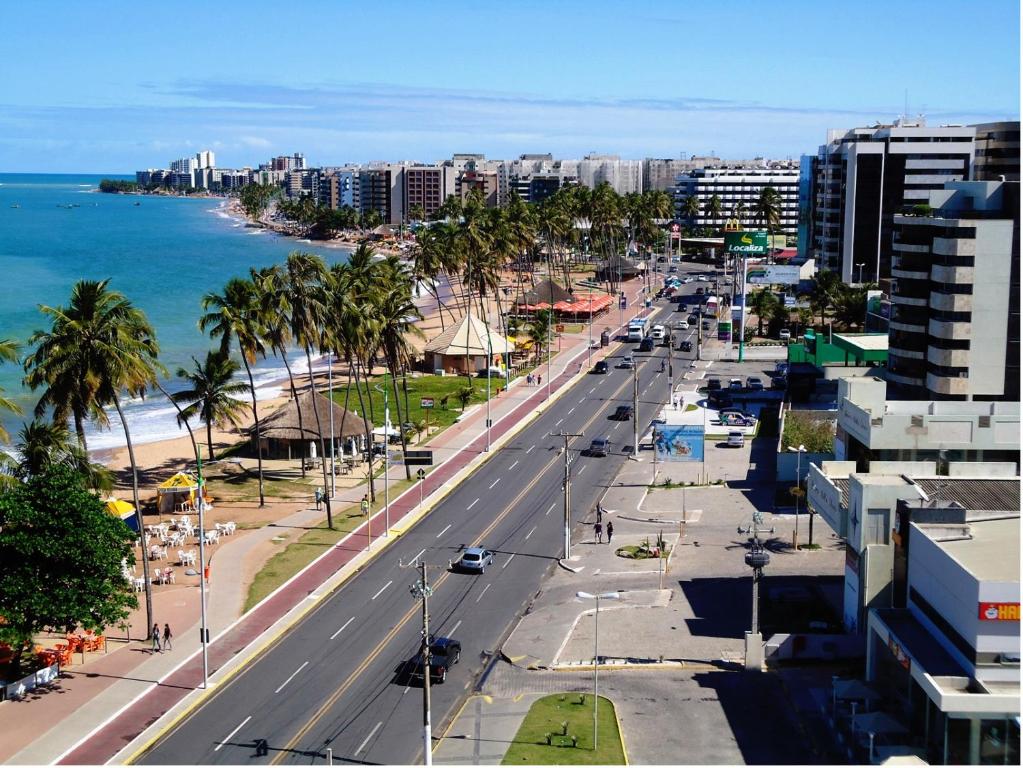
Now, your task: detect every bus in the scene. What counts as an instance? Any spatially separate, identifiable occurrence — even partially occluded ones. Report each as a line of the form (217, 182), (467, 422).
(703, 296), (719, 317)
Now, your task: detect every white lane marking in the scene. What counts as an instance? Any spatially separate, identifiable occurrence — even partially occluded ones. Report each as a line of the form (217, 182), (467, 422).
(435, 525), (450, 539)
(579, 396), (585, 403)
(475, 584), (491, 603)
(449, 619), (463, 635)
(330, 616), (355, 640)
(589, 387), (596, 394)
(274, 661), (309, 694)
(489, 478), (501, 489)
(613, 423), (620, 430)
(509, 460), (519, 470)
(546, 502), (556, 516)
(355, 721), (384, 756)
(525, 525), (537, 540)
(371, 580), (393, 600)
(503, 554), (516, 569)
(567, 407), (575, 415)
(215, 716), (252, 752)
(525, 444), (535, 454)
(555, 418), (563, 427)
(412, 548), (427, 563)
(577, 464), (587, 475)
(467, 498), (479, 510)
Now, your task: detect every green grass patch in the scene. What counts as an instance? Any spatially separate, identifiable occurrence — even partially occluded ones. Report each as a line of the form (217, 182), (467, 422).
(206, 473), (314, 503)
(502, 694), (625, 765)
(615, 544), (671, 560)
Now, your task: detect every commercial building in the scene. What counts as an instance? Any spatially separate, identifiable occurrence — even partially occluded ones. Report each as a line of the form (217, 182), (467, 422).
(673, 165), (800, 233)
(358, 166), (405, 225)
(810, 118), (975, 283)
(972, 121), (1020, 182)
(888, 180), (1020, 401)
(318, 169), (359, 210)
(404, 165), (454, 219)
(270, 153), (306, 172)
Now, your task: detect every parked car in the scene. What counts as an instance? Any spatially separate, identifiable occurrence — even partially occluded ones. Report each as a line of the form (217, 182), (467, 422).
(588, 437), (611, 457)
(728, 378), (743, 390)
(668, 266), (678, 273)
(638, 337), (655, 352)
(701, 321), (712, 331)
(621, 354), (635, 369)
(458, 547), (494, 573)
(779, 329), (792, 342)
(407, 636), (461, 684)
(593, 360), (609, 374)
(775, 361), (789, 376)
(771, 375), (787, 390)
(612, 405), (634, 421)
(706, 378), (722, 392)
(695, 287), (705, 295)
(746, 376), (765, 391)
(726, 431), (745, 448)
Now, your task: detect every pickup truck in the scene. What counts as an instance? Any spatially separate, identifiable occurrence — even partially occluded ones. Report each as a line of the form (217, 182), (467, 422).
(408, 636), (461, 684)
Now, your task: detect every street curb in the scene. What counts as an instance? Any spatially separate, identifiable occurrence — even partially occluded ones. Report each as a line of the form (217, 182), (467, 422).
(612, 696), (630, 765)
(557, 559), (585, 573)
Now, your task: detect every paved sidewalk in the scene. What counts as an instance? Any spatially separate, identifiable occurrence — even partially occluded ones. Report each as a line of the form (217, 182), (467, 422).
(0, 280), (654, 764)
(433, 694), (544, 766)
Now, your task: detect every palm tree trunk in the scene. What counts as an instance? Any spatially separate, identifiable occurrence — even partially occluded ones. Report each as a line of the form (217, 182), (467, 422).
(112, 394), (154, 640)
(304, 346), (333, 529)
(73, 408), (88, 452)
(352, 360), (376, 502)
(278, 345), (305, 478)
(153, 380), (201, 469)
(240, 358), (265, 507)
(390, 368), (412, 481)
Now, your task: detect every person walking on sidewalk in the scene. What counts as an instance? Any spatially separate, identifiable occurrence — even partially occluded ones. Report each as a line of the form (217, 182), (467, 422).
(596, 503), (603, 524)
(163, 623), (173, 651)
(606, 521), (614, 544)
(537, 374), (542, 387)
(526, 373), (533, 386)
(594, 521), (603, 543)
(151, 624), (161, 653)
(360, 495), (369, 518)
(314, 487), (323, 511)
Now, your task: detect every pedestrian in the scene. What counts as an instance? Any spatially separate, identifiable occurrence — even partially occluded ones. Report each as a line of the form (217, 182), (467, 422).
(596, 504), (603, 524)
(594, 521), (603, 543)
(314, 487), (323, 511)
(537, 374), (542, 386)
(606, 521), (614, 544)
(163, 623), (173, 651)
(361, 495), (369, 517)
(151, 623), (161, 653)
(527, 373), (533, 386)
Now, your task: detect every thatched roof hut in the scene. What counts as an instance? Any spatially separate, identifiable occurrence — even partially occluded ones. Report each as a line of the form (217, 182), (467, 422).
(518, 279), (574, 307)
(252, 390), (370, 459)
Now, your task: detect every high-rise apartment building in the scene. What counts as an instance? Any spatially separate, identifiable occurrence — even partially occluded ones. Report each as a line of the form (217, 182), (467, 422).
(456, 169), (499, 207)
(811, 119), (975, 283)
(169, 156), (195, 174)
(888, 180), (1020, 401)
(358, 166), (404, 224)
(271, 153), (307, 172)
(563, 154), (642, 195)
(972, 121), (1020, 181)
(318, 169), (359, 210)
(673, 165), (800, 233)
(404, 165), (455, 219)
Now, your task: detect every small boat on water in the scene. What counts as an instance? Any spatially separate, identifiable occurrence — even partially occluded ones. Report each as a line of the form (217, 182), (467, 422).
(134, 202), (141, 206)
(10, 203), (19, 208)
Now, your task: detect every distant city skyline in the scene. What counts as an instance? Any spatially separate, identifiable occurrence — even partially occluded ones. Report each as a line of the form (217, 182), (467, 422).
(1, 0), (1018, 172)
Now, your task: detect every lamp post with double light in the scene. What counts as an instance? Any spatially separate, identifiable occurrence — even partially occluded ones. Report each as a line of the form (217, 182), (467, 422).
(576, 591), (620, 751)
(787, 444), (807, 549)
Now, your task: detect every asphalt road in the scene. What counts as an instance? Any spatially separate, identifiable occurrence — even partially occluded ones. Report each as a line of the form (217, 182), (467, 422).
(139, 270), (713, 766)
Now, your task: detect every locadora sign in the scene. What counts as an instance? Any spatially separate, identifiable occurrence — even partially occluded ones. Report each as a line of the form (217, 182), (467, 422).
(725, 231), (769, 256)
(978, 602), (1020, 621)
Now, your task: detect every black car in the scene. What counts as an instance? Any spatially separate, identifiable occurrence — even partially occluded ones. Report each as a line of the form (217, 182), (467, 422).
(612, 404), (634, 420)
(706, 378), (722, 391)
(593, 360), (609, 374)
(746, 376), (765, 391)
(708, 391), (733, 409)
(680, 340), (693, 353)
(408, 636), (461, 684)
(701, 320), (712, 331)
(771, 374), (787, 390)
(638, 337), (655, 352)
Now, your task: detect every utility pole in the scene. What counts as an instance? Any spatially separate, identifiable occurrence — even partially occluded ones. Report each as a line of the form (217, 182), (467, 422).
(403, 557), (443, 766)
(738, 256), (749, 362)
(374, 385), (390, 537)
(551, 431), (582, 559)
(696, 308), (703, 361)
(328, 350), (336, 498)
(666, 335), (674, 408)
(632, 363), (640, 457)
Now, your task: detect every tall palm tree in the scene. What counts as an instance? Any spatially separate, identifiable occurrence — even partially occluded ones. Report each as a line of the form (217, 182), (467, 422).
(200, 277), (268, 507)
(809, 269), (842, 325)
(755, 186), (782, 259)
(749, 290), (781, 337)
(0, 339), (21, 443)
(681, 194), (702, 226)
(409, 225), (457, 330)
(24, 279), (163, 637)
(705, 194), (723, 228)
(7, 417), (113, 490)
(172, 352), (250, 462)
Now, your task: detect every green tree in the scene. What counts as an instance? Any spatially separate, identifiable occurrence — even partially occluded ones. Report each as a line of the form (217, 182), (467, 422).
(809, 269), (842, 325)
(529, 309), (553, 364)
(239, 184), (276, 219)
(681, 194), (701, 224)
(408, 204), (426, 222)
(0, 465), (138, 676)
(705, 194), (723, 225)
(6, 418), (112, 491)
(754, 186), (782, 250)
(172, 352), (250, 463)
(749, 290), (781, 337)
(833, 284), (869, 330)
(0, 338), (21, 443)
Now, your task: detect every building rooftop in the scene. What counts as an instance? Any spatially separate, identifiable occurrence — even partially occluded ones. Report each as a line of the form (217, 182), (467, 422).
(915, 517), (1020, 582)
(914, 478), (1020, 512)
(834, 333), (889, 352)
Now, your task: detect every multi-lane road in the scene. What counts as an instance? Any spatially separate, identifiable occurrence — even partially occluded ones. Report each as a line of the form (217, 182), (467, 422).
(139, 272), (710, 766)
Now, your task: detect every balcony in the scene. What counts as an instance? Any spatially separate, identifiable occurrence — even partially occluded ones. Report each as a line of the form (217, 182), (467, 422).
(891, 265), (930, 281)
(929, 291), (973, 312)
(889, 293), (928, 307)
(927, 346), (971, 368)
(926, 372), (970, 396)
(889, 320), (927, 334)
(930, 264), (974, 284)
(933, 237), (975, 258)
(928, 318), (972, 340)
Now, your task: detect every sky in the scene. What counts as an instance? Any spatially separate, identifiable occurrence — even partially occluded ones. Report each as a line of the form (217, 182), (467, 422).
(0, 0), (1019, 172)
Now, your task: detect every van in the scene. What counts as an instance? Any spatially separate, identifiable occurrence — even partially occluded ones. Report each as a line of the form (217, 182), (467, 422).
(627, 324), (645, 342)
(726, 431), (745, 448)
(650, 324), (666, 340)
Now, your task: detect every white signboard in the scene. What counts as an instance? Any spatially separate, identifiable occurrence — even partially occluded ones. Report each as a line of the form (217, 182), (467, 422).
(747, 265), (801, 285)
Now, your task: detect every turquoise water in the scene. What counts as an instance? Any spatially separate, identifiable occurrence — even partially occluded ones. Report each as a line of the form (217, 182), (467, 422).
(0, 173), (349, 449)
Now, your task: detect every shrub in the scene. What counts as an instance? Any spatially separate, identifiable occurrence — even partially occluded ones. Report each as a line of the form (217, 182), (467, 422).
(781, 410), (835, 453)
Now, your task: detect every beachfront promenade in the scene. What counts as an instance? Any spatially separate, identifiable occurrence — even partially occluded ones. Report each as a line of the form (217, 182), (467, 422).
(1, 283), (650, 766)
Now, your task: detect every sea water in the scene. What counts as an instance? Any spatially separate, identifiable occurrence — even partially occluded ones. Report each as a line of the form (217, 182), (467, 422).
(0, 173), (350, 451)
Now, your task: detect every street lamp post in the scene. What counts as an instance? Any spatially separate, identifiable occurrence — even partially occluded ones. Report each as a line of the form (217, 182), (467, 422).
(328, 350), (335, 498)
(856, 263), (866, 284)
(632, 363), (639, 458)
(576, 591), (620, 751)
(787, 444), (807, 549)
(374, 385), (390, 537)
(552, 431), (582, 559)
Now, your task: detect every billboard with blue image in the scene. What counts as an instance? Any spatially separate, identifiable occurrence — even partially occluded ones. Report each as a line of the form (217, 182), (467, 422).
(654, 424), (704, 462)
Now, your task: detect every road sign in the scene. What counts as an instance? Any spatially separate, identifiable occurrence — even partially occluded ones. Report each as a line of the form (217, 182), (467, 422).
(420, 397), (434, 409)
(671, 223), (680, 234)
(404, 450), (433, 466)
(417, 468), (426, 480)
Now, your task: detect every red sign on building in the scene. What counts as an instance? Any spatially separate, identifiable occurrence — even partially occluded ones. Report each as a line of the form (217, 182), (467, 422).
(978, 602), (1020, 621)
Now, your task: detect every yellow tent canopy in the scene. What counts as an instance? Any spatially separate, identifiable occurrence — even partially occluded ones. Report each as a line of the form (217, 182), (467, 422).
(105, 498), (135, 516)
(156, 472), (200, 494)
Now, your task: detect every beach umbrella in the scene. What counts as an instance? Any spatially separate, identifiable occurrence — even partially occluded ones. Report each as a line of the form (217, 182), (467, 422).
(106, 498), (135, 516)
(156, 471), (200, 493)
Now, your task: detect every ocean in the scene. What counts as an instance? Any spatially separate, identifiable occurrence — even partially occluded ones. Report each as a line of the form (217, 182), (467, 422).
(0, 173), (350, 451)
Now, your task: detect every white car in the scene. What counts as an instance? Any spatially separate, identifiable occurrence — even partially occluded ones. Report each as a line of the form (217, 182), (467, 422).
(683, 277), (694, 284)
(675, 320), (689, 330)
(726, 431), (745, 448)
(650, 324), (666, 340)
(779, 329), (792, 342)
(697, 275), (710, 282)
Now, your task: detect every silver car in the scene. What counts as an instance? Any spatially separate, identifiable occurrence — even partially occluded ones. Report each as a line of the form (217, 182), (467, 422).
(458, 546), (494, 573)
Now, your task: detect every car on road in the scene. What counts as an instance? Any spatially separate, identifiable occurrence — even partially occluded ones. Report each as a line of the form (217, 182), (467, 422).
(746, 376), (765, 391)
(408, 636), (461, 684)
(679, 339), (693, 353)
(771, 374), (787, 390)
(593, 360), (609, 374)
(688, 312), (699, 324)
(706, 378), (722, 392)
(726, 431), (745, 448)
(668, 266), (678, 273)
(612, 405), (634, 421)
(621, 354), (635, 369)
(650, 324), (666, 340)
(695, 287), (705, 295)
(683, 276), (694, 284)
(638, 337), (655, 352)
(697, 275), (710, 282)
(701, 320), (712, 331)
(675, 319), (689, 330)
(588, 437), (611, 457)
(458, 547), (495, 573)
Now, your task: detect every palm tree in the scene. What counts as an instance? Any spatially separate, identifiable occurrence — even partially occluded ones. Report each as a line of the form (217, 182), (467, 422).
(24, 279), (163, 637)
(172, 352), (250, 462)
(731, 201), (748, 228)
(409, 225), (457, 330)
(200, 277), (268, 507)
(833, 285), (869, 330)
(749, 290), (781, 337)
(681, 194), (702, 226)
(529, 309), (553, 365)
(0, 339), (21, 443)
(7, 417), (112, 489)
(705, 195), (723, 227)
(754, 186), (782, 258)
(809, 270), (842, 325)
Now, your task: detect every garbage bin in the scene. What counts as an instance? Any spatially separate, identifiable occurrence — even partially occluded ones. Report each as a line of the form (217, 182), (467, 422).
(600, 331), (610, 347)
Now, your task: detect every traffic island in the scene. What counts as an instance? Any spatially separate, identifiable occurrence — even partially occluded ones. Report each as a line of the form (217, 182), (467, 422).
(502, 693), (626, 765)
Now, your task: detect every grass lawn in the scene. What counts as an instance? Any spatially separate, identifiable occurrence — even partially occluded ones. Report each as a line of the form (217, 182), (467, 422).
(328, 374), (491, 438)
(502, 694), (625, 765)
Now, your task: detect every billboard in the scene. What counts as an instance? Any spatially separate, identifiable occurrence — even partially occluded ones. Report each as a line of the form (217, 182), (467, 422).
(746, 265), (801, 285)
(725, 231), (769, 256)
(717, 320), (732, 342)
(654, 424), (704, 462)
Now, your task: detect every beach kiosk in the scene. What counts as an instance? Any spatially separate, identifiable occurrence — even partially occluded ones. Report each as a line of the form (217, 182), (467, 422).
(156, 471), (201, 517)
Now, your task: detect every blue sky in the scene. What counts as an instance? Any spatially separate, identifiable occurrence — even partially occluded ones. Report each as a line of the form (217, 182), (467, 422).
(1, 0), (1018, 172)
